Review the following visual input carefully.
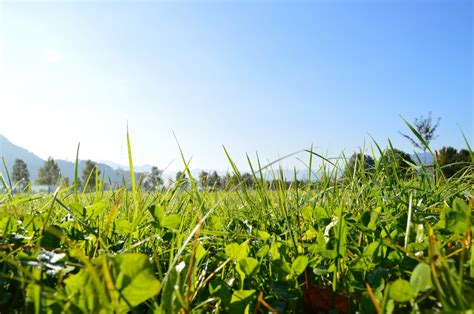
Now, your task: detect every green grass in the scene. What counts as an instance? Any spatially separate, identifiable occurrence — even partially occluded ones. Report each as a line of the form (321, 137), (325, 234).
(0, 136), (473, 313)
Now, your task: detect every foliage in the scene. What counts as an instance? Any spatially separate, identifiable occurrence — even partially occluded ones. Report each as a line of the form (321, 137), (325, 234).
(199, 170), (221, 190)
(400, 112), (440, 151)
(381, 148), (415, 178)
(436, 146), (472, 178)
(344, 152), (375, 178)
(143, 166), (163, 191)
(81, 160), (100, 191)
(11, 158), (30, 188)
(36, 157), (60, 190)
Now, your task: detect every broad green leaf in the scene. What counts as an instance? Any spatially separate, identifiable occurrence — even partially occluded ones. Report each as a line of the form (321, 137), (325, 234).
(161, 214), (181, 229)
(301, 206), (313, 221)
(64, 268), (101, 313)
(148, 205), (165, 224)
(238, 258), (259, 277)
(389, 279), (416, 302)
(229, 289), (255, 314)
(410, 263), (432, 293)
(114, 219), (132, 234)
(291, 255), (308, 276)
(69, 202), (86, 217)
(314, 207), (330, 220)
(85, 201), (107, 218)
(225, 242), (249, 261)
(40, 225), (63, 249)
(256, 230), (270, 240)
(113, 253), (161, 308)
(269, 241), (280, 261)
(195, 242), (208, 265)
(256, 245), (269, 258)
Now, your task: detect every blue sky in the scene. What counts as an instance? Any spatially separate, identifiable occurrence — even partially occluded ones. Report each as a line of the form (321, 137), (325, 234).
(0, 0), (472, 171)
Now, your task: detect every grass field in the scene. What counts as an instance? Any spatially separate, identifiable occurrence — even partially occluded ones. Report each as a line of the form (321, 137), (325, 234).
(0, 131), (473, 313)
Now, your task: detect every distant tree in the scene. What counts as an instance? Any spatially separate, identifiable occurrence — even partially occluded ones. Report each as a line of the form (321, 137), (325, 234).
(220, 172), (232, 190)
(12, 158), (30, 190)
(175, 171), (190, 188)
(143, 166), (163, 191)
(241, 172), (254, 188)
(382, 148), (415, 178)
(37, 157), (61, 192)
(344, 153), (375, 178)
(436, 146), (472, 178)
(209, 171), (221, 189)
(82, 160), (100, 190)
(175, 171), (185, 181)
(61, 177), (70, 187)
(400, 112), (440, 159)
(198, 171), (209, 189)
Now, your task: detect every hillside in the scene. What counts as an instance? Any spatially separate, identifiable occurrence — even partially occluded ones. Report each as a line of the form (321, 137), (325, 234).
(0, 135), (140, 185)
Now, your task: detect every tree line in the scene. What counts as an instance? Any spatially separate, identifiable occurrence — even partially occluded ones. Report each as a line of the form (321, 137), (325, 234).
(5, 113), (472, 192)
(9, 158), (100, 192)
(6, 144), (471, 193)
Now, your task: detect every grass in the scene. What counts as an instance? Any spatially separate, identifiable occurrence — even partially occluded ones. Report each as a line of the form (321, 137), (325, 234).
(0, 131), (473, 313)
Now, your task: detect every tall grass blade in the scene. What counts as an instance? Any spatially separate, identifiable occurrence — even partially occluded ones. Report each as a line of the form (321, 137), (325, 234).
(127, 126), (139, 223)
(74, 142), (80, 202)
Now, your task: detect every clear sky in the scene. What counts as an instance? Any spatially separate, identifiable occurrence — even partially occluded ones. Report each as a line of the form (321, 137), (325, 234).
(0, 0), (472, 171)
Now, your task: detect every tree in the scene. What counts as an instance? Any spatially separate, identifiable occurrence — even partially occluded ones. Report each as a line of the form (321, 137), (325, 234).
(82, 160), (100, 190)
(436, 146), (472, 178)
(344, 153), (375, 178)
(241, 172), (254, 188)
(37, 157), (61, 192)
(220, 172), (232, 190)
(382, 148), (415, 178)
(175, 171), (189, 188)
(175, 171), (185, 181)
(12, 158), (30, 190)
(199, 171), (222, 190)
(209, 171), (221, 189)
(198, 171), (209, 189)
(400, 112), (440, 158)
(143, 166), (163, 191)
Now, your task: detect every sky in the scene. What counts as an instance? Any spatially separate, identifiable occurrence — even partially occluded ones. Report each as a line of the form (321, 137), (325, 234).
(0, 0), (472, 171)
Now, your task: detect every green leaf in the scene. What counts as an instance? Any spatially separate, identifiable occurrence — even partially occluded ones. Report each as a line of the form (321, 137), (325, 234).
(314, 206), (330, 220)
(113, 253), (161, 308)
(148, 205), (165, 224)
(229, 289), (255, 314)
(225, 242), (249, 261)
(256, 245), (269, 258)
(410, 263), (432, 294)
(301, 206), (313, 221)
(64, 268), (100, 313)
(238, 258), (259, 277)
(114, 219), (132, 234)
(40, 225), (63, 249)
(268, 241), (280, 261)
(85, 201), (107, 218)
(291, 255), (308, 276)
(256, 230), (270, 240)
(389, 279), (416, 302)
(161, 214), (181, 229)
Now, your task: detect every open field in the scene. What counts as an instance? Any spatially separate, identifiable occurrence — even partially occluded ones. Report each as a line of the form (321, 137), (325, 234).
(1, 138), (473, 313)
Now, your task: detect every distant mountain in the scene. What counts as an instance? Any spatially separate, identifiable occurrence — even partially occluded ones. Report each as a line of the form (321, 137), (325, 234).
(98, 160), (154, 173)
(0, 134), (45, 181)
(0, 134), (335, 185)
(410, 152), (435, 165)
(0, 135), (141, 185)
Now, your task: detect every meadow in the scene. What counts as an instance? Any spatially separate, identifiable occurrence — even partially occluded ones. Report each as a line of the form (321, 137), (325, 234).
(0, 129), (473, 313)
